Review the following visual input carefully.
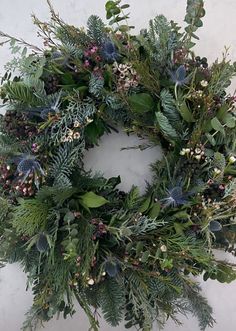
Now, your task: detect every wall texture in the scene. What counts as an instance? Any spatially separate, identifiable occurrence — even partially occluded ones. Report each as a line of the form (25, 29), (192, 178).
(0, 1), (236, 331)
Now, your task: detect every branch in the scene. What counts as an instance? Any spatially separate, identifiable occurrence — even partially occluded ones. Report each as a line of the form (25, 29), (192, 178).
(0, 31), (42, 52)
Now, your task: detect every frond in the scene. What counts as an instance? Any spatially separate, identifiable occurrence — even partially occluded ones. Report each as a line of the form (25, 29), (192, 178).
(12, 198), (50, 236)
(87, 15), (106, 44)
(48, 143), (81, 188)
(98, 278), (125, 326)
(156, 111), (179, 142)
(51, 99), (97, 144)
(160, 89), (182, 129)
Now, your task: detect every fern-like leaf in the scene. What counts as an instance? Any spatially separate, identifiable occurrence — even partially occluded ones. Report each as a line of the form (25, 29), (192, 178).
(160, 89), (181, 127)
(13, 198), (50, 236)
(48, 143), (81, 188)
(184, 283), (215, 331)
(87, 15), (106, 44)
(98, 278), (125, 326)
(156, 111), (179, 142)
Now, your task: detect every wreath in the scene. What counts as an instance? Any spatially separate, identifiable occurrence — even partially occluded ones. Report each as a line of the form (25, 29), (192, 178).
(0, 1), (236, 330)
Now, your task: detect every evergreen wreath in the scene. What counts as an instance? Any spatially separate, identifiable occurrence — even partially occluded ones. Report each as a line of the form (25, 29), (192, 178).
(0, 1), (236, 330)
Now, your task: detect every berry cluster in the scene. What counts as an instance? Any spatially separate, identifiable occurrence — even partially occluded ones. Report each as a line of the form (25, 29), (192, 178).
(195, 56), (208, 68)
(43, 74), (60, 95)
(3, 110), (37, 139)
(0, 163), (36, 197)
(14, 174), (36, 197)
(0, 163), (14, 194)
(91, 218), (107, 240)
(204, 180), (225, 202)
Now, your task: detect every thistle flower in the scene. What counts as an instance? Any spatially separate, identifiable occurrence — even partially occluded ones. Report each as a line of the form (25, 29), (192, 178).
(101, 40), (120, 63)
(28, 91), (62, 120)
(162, 186), (189, 208)
(15, 154), (45, 187)
(169, 65), (190, 86)
(104, 258), (120, 277)
(36, 233), (49, 252)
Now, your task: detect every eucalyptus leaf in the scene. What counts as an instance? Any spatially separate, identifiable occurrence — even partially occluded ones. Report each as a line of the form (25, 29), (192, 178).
(223, 113), (236, 128)
(211, 117), (225, 135)
(79, 192), (108, 208)
(205, 133), (216, 146)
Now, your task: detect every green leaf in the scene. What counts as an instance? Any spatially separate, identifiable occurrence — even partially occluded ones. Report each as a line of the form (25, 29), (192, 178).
(222, 113), (236, 128)
(120, 4), (130, 9)
(118, 25), (130, 32)
(148, 202), (161, 219)
(179, 101), (195, 122)
(205, 133), (216, 146)
(99, 278), (125, 326)
(139, 196), (152, 213)
(186, 41), (196, 49)
(211, 117), (225, 135)
(125, 186), (140, 209)
(173, 211), (189, 219)
(136, 241), (144, 256)
(79, 192), (108, 208)
(128, 93), (154, 113)
(191, 32), (200, 40)
(141, 250), (150, 263)
(195, 19), (203, 27)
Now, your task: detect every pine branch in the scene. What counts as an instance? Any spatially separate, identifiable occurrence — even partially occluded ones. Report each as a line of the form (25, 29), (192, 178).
(184, 283), (215, 331)
(48, 143), (81, 188)
(87, 15), (106, 45)
(89, 73), (104, 97)
(98, 278), (125, 326)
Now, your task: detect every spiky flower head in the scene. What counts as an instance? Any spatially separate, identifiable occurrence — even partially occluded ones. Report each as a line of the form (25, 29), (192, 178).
(36, 233), (49, 252)
(169, 65), (190, 86)
(104, 258), (120, 277)
(162, 186), (189, 208)
(101, 40), (120, 63)
(17, 154), (44, 176)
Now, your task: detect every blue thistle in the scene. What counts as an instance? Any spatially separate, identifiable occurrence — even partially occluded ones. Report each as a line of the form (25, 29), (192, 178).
(27, 92), (61, 120)
(161, 186), (189, 208)
(101, 40), (120, 63)
(104, 258), (120, 277)
(169, 65), (190, 86)
(15, 154), (45, 188)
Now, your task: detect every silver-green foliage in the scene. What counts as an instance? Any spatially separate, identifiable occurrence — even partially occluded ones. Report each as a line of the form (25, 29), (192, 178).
(48, 143), (82, 188)
(98, 278), (125, 326)
(87, 15), (106, 44)
(51, 99), (97, 144)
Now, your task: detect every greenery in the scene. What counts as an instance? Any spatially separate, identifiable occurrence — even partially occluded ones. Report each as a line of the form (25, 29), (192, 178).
(0, 1), (236, 330)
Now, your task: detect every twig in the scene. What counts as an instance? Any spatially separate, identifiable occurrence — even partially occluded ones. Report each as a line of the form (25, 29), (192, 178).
(0, 31), (42, 52)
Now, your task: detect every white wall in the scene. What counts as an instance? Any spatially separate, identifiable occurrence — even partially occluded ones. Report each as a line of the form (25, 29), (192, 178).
(0, 1), (236, 331)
